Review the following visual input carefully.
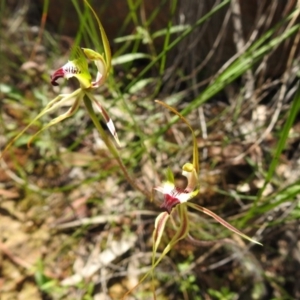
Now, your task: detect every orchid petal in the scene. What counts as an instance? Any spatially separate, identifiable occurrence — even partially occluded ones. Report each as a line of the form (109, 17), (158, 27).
(153, 212), (170, 255)
(187, 202), (262, 245)
(86, 92), (120, 146)
(83, 96), (122, 149)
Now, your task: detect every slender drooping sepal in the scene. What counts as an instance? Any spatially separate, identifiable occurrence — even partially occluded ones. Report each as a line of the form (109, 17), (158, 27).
(2, 89), (83, 152)
(28, 93), (84, 146)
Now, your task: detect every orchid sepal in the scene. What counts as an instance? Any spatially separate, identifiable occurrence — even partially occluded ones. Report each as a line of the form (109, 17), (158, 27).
(83, 0), (111, 71)
(28, 94), (83, 146)
(2, 89), (84, 152)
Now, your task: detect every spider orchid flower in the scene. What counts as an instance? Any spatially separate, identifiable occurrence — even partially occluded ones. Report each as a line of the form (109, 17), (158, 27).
(48, 46), (120, 147)
(2, 0), (119, 156)
(124, 101), (261, 298)
(152, 100), (262, 264)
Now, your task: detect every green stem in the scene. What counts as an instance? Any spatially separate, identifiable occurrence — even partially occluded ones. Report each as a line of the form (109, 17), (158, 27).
(83, 95), (150, 198)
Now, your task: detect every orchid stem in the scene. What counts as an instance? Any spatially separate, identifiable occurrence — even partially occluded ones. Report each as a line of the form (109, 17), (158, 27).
(83, 95), (150, 198)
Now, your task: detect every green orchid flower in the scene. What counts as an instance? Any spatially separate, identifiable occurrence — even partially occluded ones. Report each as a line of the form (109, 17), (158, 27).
(2, 0), (119, 155)
(48, 45), (120, 146)
(124, 100), (262, 298)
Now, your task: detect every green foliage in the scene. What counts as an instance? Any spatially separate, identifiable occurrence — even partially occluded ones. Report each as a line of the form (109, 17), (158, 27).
(208, 287), (238, 300)
(34, 260), (65, 296)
